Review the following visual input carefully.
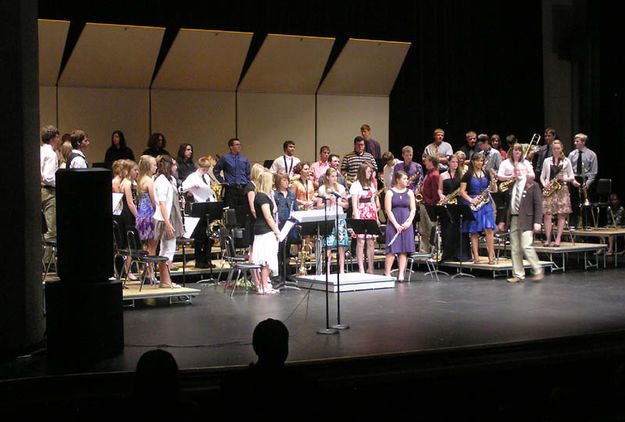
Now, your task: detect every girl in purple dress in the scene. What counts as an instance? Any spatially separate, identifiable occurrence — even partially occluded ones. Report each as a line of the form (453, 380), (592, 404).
(136, 155), (157, 257)
(384, 171), (416, 281)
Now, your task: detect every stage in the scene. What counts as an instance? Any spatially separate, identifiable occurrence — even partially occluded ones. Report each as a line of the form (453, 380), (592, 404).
(11, 262), (625, 380)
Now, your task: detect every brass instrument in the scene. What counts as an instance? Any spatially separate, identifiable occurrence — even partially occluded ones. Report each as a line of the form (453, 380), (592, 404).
(498, 178), (515, 192)
(470, 186), (492, 211)
(580, 162), (591, 207)
(211, 183), (224, 201)
(437, 187), (461, 206)
(522, 133), (541, 160)
(415, 178), (423, 204)
(542, 165), (564, 197)
(296, 242), (314, 276)
(469, 170), (497, 211)
(577, 162), (596, 229)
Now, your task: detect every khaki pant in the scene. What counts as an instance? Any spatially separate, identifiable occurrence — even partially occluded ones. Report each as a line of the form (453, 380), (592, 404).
(419, 205), (435, 253)
(41, 187), (56, 263)
(510, 216), (542, 278)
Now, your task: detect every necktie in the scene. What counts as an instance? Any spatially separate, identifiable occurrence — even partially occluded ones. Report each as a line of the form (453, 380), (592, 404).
(202, 174), (208, 185)
(577, 150), (583, 175)
(512, 183), (522, 214)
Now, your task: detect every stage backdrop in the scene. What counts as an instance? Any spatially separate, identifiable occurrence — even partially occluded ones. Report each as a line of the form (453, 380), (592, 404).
(39, 22), (409, 166)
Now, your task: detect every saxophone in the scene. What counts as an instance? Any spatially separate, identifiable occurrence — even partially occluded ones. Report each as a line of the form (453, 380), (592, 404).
(470, 187), (492, 211)
(469, 170), (497, 211)
(542, 164), (564, 197)
(437, 187), (460, 206)
(414, 178), (423, 204)
(498, 178), (515, 192)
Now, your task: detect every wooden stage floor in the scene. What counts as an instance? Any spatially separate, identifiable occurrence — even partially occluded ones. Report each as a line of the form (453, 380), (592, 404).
(10, 257), (625, 381)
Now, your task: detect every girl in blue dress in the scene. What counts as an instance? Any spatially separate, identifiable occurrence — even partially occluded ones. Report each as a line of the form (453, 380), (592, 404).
(459, 152), (497, 264)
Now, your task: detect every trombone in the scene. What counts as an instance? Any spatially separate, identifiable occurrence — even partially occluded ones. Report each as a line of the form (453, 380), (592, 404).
(522, 133), (541, 161)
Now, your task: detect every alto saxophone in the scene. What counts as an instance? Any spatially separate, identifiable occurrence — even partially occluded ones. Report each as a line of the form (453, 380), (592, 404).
(414, 178), (423, 204)
(470, 171), (497, 211)
(542, 165), (564, 197)
(437, 187), (460, 206)
(498, 178), (515, 192)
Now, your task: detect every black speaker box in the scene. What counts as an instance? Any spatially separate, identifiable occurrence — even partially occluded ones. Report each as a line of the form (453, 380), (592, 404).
(56, 168), (113, 282)
(45, 279), (124, 371)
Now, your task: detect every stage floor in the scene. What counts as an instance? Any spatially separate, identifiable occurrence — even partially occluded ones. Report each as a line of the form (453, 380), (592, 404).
(5, 264), (625, 380)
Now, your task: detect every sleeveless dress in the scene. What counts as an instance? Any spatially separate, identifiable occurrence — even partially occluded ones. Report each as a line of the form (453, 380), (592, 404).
(352, 184), (378, 239)
(135, 190), (155, 241)
(385, 189), (415, 254)
(461, 173), (496, 233)
(115, 191), (136, 248)
(318, 185), (349, 248)
(440, 177), (471, 261)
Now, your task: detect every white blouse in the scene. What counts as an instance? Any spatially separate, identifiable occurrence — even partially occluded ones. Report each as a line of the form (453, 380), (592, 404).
(153, 174), (176, 221)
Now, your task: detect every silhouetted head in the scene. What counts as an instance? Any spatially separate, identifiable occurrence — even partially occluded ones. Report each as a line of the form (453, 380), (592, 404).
(134, 349), (179, 399)
(252, 318), (289, 367)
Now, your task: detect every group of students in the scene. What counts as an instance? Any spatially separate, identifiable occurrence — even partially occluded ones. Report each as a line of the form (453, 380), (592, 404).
(112, 154), (183, 288)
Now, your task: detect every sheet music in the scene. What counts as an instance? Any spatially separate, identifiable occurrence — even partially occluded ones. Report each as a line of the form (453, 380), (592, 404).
(290, 208), (346, 223)
(279, 220), (296, 242)
(112, 192), (123, 215)
(183, 216), (200, 239)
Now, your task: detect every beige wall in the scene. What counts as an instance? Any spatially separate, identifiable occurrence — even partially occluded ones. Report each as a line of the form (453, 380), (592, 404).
(237, 92), (316, 165)
(151, 89), (236, 159)
(39, 86), (57, 129)
(57, 87), (150, 163)
(46, 87), (390, 165)
(317, 94), (389, 160)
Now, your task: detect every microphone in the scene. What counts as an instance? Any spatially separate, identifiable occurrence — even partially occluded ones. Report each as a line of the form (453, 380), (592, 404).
(326, 189), (342, 198)
(314, 193), (330, 200)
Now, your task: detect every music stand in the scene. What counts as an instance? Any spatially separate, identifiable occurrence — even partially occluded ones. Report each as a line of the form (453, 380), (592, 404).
(191, 201), (224, 284)
(273, 223), (301, 292)
(451, 204), (476, 279)
(425, 205), (450, 279)
(347, 218), (382, 264)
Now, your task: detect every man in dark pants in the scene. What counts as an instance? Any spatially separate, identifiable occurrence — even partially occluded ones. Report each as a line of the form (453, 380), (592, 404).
(498, 162), (544, 283)
(213, 138), (251, 227)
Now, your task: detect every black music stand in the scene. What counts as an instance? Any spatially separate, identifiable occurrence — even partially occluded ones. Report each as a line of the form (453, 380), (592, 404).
(347, 219), (382, 271)
(425, 205), (450, 279)
(451, 204), (476, 279)
(307, 204), (340, 335)
(191, 201), (224, 284)
(274, 223), (301, 292)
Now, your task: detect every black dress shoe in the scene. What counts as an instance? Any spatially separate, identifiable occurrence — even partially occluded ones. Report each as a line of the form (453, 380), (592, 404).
(195, 262), (216, 269)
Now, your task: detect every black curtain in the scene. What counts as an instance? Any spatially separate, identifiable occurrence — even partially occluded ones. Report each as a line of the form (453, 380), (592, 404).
(40, 0), (544, 162)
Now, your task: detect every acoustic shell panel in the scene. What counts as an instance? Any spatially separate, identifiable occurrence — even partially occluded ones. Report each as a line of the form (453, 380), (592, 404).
(237, 92), (315, 165)
(318, 38), (410, 96)
(317, 94), (389, 160)
(38, 19), (70, 86)
(151, 89), (236, 157)
(59, 23), (164, 88)
(239, 34), (334, 94)
(57, 87), (149, 164)
(152, 29), (252, 91)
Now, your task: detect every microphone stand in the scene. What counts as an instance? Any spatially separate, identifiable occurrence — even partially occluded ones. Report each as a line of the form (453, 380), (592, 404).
(330, 194), (349, 330)
(317, 195), (338, 335)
